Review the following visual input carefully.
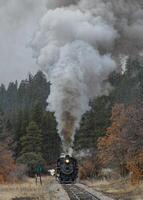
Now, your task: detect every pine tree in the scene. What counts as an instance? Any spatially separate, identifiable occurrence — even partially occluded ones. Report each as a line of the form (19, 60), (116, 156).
(20, 121), (42, 154)
(18, 121), (45, 175)
(14, 110), (29, 158)
(42, 112), (61, 164)
(74, 95), (112, 151)
(32, 101), (43, 128)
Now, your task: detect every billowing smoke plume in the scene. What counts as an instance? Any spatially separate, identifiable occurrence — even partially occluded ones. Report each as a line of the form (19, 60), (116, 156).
(31, 0), (143, 154)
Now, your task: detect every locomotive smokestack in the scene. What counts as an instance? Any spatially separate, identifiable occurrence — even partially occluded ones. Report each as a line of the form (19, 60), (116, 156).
(31, 0), (143, 153)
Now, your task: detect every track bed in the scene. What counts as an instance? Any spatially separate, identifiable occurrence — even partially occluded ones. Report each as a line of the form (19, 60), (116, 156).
(63, 184), (101, 200)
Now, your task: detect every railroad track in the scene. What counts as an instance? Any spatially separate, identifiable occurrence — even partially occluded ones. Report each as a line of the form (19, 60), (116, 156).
(63, 184), (101, 200)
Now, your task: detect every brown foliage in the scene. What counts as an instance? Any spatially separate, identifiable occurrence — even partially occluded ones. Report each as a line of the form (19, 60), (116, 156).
(127, 161), (142, 185)
(79, 159), (96, 180)
(98, 104), (128, 168)
(0, 143), (16, 183)
(98, 102), (143, 183)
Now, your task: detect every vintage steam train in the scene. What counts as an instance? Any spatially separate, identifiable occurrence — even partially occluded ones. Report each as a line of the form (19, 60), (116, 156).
(56, 154), (78, 184)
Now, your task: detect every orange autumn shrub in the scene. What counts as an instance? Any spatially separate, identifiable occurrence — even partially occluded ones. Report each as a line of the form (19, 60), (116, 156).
(97, 104), (128, 169)
(127, 152), (143, 184)
(98, 102), (143, 182)
(0, 174), (4, 183)
(127, 161), (142, 185)
(79, 159), (95, 180)
(0, 144), (16, 183)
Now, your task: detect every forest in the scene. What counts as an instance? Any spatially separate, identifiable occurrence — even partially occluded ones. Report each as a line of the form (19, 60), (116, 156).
(0, 57), (143, 184)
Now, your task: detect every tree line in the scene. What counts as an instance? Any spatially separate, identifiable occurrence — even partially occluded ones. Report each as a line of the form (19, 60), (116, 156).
(76, 57), (143, 183)
(0, 57), (143, 183)
(0, 71), (61, 179)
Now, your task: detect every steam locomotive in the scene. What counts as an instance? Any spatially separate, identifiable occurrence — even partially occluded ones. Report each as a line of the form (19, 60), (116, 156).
(56, 154), (78, 184)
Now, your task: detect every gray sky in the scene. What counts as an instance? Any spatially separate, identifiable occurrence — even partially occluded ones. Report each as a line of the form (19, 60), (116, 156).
(0, 0), (47, 85)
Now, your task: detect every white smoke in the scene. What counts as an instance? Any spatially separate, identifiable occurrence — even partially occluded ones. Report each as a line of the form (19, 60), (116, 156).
(31, 0), (143, 153)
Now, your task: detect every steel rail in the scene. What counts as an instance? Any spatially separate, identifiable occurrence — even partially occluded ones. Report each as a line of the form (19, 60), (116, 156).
(63, 184), (101, 200)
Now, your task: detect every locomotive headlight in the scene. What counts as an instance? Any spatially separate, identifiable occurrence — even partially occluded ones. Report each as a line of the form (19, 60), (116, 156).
(65, 159), (70, 164)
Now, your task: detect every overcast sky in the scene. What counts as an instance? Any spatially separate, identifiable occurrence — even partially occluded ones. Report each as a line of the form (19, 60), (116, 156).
(0, 0), (47, 86)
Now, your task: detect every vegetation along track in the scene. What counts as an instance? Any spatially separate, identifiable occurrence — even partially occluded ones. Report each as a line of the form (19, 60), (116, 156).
(63, 184), (101, 200)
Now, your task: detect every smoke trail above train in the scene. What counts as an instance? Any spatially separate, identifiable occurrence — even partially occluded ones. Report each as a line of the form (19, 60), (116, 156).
(31, 0), (143, 154)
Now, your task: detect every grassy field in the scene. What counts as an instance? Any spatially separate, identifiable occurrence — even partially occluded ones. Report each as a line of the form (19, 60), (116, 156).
(2, 176), (143, 200)
(83, 178), (143, 200)
(0, 176), (69, 200)
(0, 177), (50, 200)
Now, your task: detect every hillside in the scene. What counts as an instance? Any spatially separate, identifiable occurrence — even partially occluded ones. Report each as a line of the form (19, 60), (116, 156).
(0, 58), (143, 185)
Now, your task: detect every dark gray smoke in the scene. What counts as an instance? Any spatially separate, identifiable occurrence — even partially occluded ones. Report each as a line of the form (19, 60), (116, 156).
(31, 0), (143, 154)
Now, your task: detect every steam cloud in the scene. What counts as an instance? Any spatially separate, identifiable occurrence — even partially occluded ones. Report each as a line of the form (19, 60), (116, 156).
(31, 0), (143, 154)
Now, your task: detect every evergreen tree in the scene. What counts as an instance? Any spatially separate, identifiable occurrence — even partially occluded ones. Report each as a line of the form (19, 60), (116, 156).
(20, 121), (42, 154)
(14, 110), (29, 158)
(28, 71), (50, 107)
(42, 112), (61, 164)
(18, 121), (45, 175)
(74, 95), (112, 151)
(0, 84), (6, 109)
(32, 101), (43, 128)
(0, 109), (4, 134)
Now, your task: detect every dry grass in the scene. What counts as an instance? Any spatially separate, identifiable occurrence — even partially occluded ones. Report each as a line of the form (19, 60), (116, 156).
(0, 176), (70, 200)
(83, 178), (143, 200)
(0, 176), (52, 200)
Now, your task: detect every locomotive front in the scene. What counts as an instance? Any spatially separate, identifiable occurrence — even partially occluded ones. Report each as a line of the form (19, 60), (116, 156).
(56, 154), (78, 184)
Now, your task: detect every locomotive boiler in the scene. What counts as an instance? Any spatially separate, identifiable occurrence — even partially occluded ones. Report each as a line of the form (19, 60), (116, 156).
(56, 154), (78, 184)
